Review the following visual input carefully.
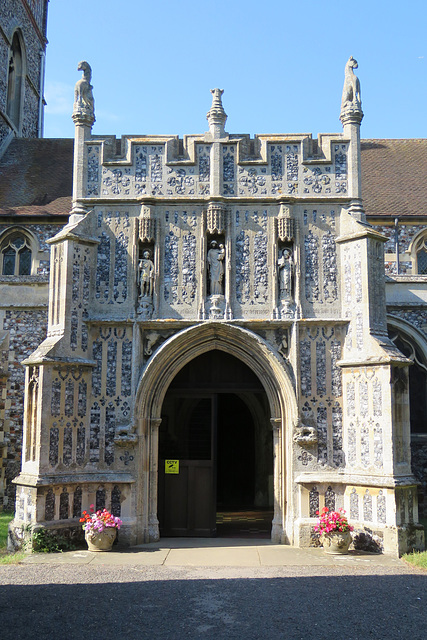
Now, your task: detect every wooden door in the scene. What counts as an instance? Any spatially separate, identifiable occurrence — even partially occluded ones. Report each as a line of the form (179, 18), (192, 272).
(158, 395), (217, 536)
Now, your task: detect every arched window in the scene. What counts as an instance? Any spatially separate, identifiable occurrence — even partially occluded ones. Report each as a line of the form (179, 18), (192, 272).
(388, 325), (427, 434)
(6, 32), (24, 130)
(409, 230), (427, 275)
(417, 239), (427, 275)
(1, 232), (32, 275)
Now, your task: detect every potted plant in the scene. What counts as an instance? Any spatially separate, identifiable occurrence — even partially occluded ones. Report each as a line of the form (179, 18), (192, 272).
(314, 507), (354, 555)
(80, 505), (122, 552)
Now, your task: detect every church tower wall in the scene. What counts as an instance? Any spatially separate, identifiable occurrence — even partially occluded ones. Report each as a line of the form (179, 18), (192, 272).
(0, 0), (48, 151)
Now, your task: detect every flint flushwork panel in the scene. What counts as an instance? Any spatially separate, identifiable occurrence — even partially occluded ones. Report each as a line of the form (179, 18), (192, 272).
(233, 209), (271, 316)
(297, 326), (344, 468)
(345, 369), (384, 471)
(302, 209), (340, 315)
(95, 211), (131, 307)
(87, 326), (134, 467)
(48, 367), (90, 469)
(162, 209), (200, 317)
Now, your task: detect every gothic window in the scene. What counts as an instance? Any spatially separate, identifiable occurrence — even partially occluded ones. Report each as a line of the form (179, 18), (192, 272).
(388, 325), (427, 434)
(417, 242), (427, 275)
(1, 232), (32, 275)
(6, 32), (25, 131)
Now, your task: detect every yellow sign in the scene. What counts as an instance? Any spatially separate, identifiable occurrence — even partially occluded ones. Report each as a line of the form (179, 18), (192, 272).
(165, 459), (179, 474)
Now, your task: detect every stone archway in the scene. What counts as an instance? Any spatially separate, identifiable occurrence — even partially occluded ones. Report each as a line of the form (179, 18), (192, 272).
(134, 322), (298, 544)
(388, 316), (427, 516)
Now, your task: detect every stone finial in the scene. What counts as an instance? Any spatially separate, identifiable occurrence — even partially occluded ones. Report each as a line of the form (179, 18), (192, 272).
(340, 56), (363, 125)
(206, 88), (227, 138)
(72, 60), (95, 126)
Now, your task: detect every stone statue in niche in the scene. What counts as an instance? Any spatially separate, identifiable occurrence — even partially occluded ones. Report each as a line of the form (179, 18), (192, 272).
(139, 251), (154, 298)
(278, 248), (293, 301)
(207, 241), (225, 295)
(73, 61), (95, 123)
(278, 248), (295, 318)
(341, 56), (361, 111)
(137, 250), (154, 319)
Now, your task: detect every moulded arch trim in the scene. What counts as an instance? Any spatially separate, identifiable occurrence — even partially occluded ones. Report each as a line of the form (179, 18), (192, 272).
(135, 322), (298, 428)
(4, 20), (24, 44)
(387, 315), (427, 364)
(0, 225), (40, 252)
(408, 226), (427, 257)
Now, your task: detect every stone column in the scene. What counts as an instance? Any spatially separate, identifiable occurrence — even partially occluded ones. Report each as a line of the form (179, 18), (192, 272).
(270, 417), (284, 543)
(340, 57), (364, 220)
(147, 417), (162, 541)
(71, 61), (95, 213)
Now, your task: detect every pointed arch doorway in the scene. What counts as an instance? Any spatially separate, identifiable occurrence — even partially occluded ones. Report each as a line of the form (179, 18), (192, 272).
(157, 350), (273, 537)
(135, 322), (298, 545)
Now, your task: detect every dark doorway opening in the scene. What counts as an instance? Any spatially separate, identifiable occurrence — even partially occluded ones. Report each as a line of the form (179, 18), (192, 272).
(157, 350), (273, 537)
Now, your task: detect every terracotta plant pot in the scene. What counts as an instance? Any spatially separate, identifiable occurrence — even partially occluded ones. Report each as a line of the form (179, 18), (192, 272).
(85, 527), (117, 552)
(322, 530), (352, 555)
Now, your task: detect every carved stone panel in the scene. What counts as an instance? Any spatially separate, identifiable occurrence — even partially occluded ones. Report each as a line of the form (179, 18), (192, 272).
(301, 207), (340, 316)
(232, 207), (272, 318)
(160, 207), (201, 318)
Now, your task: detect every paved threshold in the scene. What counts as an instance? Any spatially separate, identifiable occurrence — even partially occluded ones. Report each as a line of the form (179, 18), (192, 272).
(22, 537), (403, 567)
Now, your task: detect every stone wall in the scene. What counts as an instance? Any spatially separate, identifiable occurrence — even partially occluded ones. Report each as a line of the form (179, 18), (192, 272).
(0, 220), (62, 506)
(372, 222), (427, 275)
(1, 308), (47, 506)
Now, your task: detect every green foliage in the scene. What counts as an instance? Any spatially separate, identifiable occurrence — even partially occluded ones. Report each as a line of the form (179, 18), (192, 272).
(0, 551), (26, 565)
(403, 517), (427, 569)
(0, 511), (26, 564)
(403, 550), (427, 569)
(29, 526), (76, 553)
(0, 511), (14, 549)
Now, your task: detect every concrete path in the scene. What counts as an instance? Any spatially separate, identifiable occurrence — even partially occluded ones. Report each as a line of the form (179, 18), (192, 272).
(22, 537), (405, 567)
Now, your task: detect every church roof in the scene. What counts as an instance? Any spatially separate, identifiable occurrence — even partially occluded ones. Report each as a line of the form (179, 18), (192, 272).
(361, 139), (427, 218)
(0, 138), (73, 217)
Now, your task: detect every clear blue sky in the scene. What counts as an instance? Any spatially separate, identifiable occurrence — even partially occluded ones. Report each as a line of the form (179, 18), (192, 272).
(44, 0), (427, 140)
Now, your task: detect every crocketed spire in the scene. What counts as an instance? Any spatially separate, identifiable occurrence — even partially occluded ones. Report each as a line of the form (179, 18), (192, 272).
(206, 88), (227, 138)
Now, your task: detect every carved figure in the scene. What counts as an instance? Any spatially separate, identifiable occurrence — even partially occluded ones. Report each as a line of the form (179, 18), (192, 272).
(341, 56), (361, 110)
(73, 61), (95, 119)
(139, 251), (154, 298)
(278, 248), (293, 300)
(144, 331), (168, 356)
(207, 241), (225, 295)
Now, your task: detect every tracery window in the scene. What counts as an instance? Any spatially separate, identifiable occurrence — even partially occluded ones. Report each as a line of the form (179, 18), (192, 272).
(416, 241), (427, 275)
(1, 233), (32, 275)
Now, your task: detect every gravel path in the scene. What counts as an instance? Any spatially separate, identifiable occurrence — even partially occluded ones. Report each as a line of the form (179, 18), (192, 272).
(1, 562), (426, 639)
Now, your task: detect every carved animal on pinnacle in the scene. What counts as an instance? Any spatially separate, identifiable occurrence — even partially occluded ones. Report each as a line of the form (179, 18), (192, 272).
(341, 56), (361, 110)
(73, 60), (95, 119)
